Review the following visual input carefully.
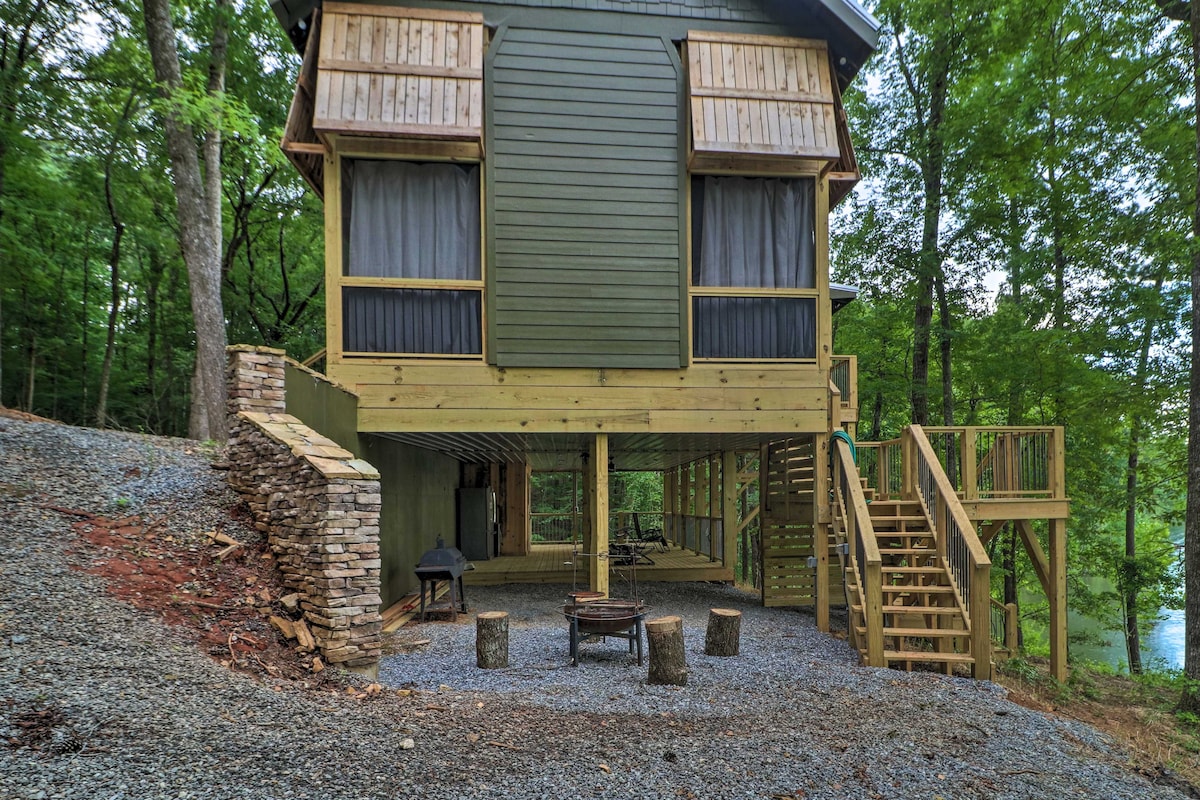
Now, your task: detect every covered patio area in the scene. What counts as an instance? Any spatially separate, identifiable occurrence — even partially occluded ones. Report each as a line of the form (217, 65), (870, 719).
(464, 542), (734, 586)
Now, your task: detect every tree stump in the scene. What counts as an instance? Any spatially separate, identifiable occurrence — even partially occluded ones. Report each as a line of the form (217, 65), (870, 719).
(475, 611), (509, 669)
(646, 615), (687, 686)
(704, 608), (742, 657)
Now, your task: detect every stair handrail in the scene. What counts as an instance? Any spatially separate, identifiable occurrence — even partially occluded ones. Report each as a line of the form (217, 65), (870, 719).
(832, 435), (884, 667)
(904, 425), (992, 678)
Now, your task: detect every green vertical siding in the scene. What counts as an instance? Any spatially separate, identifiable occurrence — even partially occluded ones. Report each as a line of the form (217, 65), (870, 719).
(489, 28), (684, 368)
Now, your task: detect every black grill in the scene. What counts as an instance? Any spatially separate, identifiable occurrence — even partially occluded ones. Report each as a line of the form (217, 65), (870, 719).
(414, 538), (473, 621)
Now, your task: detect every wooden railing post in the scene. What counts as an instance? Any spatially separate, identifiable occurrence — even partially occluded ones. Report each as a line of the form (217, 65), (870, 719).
(1049, 426), (1066, 500)
(901, 427), (917, 500)
(971, 561), (992, 678)
(865, 560), (885, 667)
(962, 427), (978, 501)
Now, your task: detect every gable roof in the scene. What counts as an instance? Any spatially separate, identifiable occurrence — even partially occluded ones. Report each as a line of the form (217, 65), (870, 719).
(271, 0), (879, 83)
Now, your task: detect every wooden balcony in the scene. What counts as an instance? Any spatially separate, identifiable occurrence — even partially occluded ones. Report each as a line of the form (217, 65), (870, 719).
(856, 426), (1067, 523)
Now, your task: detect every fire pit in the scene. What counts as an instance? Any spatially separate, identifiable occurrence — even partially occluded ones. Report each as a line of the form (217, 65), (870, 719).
(563, 598), (648, 666)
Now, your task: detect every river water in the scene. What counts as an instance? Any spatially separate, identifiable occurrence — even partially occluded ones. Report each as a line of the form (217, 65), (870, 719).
(1066, 607), (1185, 672)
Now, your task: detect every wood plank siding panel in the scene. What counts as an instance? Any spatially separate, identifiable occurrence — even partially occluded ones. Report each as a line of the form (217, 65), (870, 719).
(687, 31), (840, 161)
(313, 3), (484, 141)
(490, 28), (684, 368)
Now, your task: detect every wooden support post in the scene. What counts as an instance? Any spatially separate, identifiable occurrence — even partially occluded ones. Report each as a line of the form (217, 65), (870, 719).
(709, 454), (720, 561)
(646, 615), (688, 685)
(1048, 517), (1067, 682)
(721, 451), (738, 576)
(663, 469), (675, 546)
(815, 433), (831, 632)
(704, 608), (742, 656)
(681, 462), (692, 551)
(475, 611), (509, 669)
(499, 461), (531, 556)
(587, 433), (609, 598)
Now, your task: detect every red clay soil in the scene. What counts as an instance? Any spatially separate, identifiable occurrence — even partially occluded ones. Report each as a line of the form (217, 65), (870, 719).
(56, 506), (335, 688)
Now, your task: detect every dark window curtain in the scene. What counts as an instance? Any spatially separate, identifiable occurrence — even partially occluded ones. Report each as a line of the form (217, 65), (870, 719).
(693, 296), (815, 359)
(343, 288), (482, 355)
(347, 160), (481, 279)
(693, 176), (815, 289)
(692, 176), (817, 359)
(342, 160), (482, 355)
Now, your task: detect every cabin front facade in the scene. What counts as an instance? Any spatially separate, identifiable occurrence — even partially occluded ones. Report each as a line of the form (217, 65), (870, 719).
(265, 0), (1070, 680)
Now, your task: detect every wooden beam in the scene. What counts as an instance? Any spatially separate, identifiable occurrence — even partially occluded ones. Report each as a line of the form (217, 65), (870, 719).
(323, 152), (342, 363)
(357, 407), (830, 434)
(1048, 518), (1068, 682)
(325, 2), (484, 22)
(1016, 520), (1051, 597)
(587, 434), (609, 597)
(709, 454), (720, 562)
(722, 451), (738, 576)
(333, 362), (831, 389)
(977, 519), (1007, 545)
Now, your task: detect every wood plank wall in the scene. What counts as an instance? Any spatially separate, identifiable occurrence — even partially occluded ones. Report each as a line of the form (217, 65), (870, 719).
(686, 31), (839, 161)
(314, 3), (484, 141)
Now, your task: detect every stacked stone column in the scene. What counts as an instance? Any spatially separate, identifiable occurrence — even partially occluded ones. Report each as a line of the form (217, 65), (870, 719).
(225, 346), (382, 669)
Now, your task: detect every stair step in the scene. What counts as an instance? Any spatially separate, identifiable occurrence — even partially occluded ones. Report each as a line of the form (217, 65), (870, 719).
(856, 626), (966, 638)
(883, 650), (975, 664)
(884, 627), (967, 637)
(879, 547), (936, 555)
(882, 585), (955, 593)
(882, 566), (945, 574)
(853, 604), (964, 616)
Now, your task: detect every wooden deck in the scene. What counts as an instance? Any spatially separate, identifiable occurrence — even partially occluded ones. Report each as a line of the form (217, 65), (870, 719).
(463, 543), (734, 586)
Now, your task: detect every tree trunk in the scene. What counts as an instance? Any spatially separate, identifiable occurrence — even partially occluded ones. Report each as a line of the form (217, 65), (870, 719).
(704, 608), (741, 657)
(95, 194), (123, 428)
(475, 611), (509, 669)
(1124, 274), (1164, 676)
(646, 615), (688, 686)
(95, 95), (135, 429)
(140, 0), (229, 442)
(1181, 0), (1200, 714)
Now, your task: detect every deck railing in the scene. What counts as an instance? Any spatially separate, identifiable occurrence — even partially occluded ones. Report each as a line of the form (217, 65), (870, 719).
(533, 511), (667, 545)
(531, 512), (579, 544)
(831, 435), (883, 666)
(990, 598), (1018, 655)
(858, 426), (1065, 503)
(830, 355), (858, 411)
(906, 425), (992, 678)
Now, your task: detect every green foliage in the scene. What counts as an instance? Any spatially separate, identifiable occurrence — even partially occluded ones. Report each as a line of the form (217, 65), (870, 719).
(0, 0), (324, 433)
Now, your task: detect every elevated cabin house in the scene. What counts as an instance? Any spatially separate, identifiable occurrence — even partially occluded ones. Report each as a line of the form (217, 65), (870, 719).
(257, 0), (1070, 680)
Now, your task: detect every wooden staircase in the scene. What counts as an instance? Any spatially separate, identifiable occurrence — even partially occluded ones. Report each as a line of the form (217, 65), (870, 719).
(854, 500), (974, 673)
(833, 428), (992, 679)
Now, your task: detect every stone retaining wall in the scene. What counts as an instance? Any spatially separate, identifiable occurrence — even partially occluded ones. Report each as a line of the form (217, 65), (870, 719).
(225, 346), (382, 670)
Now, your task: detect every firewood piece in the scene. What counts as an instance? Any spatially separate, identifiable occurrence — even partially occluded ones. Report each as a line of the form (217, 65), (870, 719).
(646, 615), (688, 686)
(704, 608), (742, 657)
(475, 611), (509, 669)
(215, 542), (242, 560)
(204, 530), (240, 547)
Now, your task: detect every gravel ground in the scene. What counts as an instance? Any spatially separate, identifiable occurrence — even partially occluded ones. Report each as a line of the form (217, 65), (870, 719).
(0, 416), (1192, 799)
